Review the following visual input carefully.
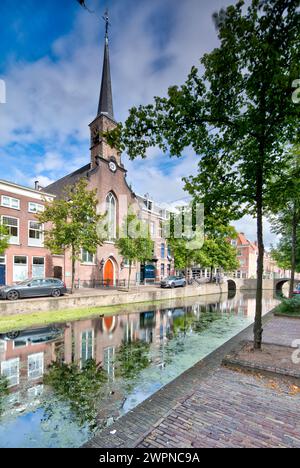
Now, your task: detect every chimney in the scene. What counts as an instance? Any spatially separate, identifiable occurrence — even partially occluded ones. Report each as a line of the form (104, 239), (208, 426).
(34, 181), (39, 191)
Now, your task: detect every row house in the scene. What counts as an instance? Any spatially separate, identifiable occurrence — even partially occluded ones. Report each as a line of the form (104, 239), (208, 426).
(0, 180), (54, 286)
(137, 194), (174, 282)
(231, 232), (299, 280)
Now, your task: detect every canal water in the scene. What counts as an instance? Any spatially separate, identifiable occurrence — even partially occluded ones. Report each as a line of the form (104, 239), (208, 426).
(0, 291), (278, 448)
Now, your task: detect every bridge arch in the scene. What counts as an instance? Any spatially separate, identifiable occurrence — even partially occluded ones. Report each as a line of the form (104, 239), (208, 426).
(274, 278), (298, 295)
(227, 279), (237, 292)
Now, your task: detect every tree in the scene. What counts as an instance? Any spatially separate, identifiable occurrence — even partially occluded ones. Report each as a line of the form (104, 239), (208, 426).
(115, 211), (154, 290)
(38, 179), (104, 292)
(268, 144), (300, 297)
(0, 375), (9, 418)
(271, 234), (300, 273)
(169, 229), (239, 281)
(44, 359), (107, 430)
(198, 236), (239, 281)
(106, 0), (300, 349)
(115, 339), (150, 383)
(0, 225), (9, 255)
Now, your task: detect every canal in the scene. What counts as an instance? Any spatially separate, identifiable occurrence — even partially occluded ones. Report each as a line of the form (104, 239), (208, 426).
(0, 290), (278, 448)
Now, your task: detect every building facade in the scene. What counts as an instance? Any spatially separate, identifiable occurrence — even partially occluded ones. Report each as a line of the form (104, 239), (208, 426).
(0, 180), (54, 286)
(231, 232), (298, 280)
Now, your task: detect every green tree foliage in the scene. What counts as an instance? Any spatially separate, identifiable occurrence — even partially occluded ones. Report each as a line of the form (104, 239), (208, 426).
(269, 144), (300, 297)
(115, 339), (150, 385)
(271, 235), (300, 271)
(116, 211), (154, 289)
(168, 207), (238, 280)
(106, 0), (300, 349)
(44, 359), (107, 430)
(0, 375), (9, 417)
(0, 225), (9, 255)
(38, 179), (104, 292)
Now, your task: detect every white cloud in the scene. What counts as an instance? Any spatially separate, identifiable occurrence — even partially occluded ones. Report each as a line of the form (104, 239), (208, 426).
(35, 152), (64, 173)
(232, 215), (278, 250)
(3, 0), (273, 253)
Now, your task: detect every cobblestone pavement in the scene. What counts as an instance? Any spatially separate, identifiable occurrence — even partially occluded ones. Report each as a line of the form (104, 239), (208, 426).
(138, 367), (300, 448)
(254, 316), (300, 347)
(84, 314), (300, 449)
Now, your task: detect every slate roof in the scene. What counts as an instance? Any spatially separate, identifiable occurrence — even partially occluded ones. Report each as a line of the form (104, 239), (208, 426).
(44, 163), (91, 198)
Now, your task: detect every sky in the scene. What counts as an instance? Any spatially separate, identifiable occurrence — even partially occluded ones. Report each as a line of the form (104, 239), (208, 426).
(0, 0), (277, 247)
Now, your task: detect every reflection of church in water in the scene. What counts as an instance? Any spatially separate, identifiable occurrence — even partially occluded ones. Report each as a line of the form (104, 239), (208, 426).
(0, 291), (278, 422)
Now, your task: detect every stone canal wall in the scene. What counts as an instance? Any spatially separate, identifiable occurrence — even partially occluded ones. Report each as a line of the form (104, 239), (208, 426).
(0, 283), (228, 317)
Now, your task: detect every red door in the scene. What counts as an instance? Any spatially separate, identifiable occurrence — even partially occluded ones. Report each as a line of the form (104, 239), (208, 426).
(104, 259), (114, 286)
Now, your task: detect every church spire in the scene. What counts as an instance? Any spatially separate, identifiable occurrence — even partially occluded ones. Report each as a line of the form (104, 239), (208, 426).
(97, 9), (114, 120)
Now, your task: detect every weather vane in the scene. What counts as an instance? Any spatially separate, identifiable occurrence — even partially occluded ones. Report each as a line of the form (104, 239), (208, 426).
(102, 9), (111, 38)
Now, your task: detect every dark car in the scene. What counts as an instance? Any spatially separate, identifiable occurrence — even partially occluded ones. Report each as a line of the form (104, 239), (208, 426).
(160, 276), (187, 289)
(293, 284), (300, 295)
(0, 326), (64, 344)
(0, 278), (67, 301)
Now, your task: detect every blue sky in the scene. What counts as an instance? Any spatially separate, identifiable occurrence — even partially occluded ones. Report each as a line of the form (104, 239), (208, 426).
(0, 0), (276, 246)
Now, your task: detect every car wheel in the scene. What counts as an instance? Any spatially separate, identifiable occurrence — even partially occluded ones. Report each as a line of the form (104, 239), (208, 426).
(182, 282), (186, 287)
(6, 290), (19, 301)
(52, 289), (61, 298)
(171, 283), (175, 289)
(6, 331), (20, 339)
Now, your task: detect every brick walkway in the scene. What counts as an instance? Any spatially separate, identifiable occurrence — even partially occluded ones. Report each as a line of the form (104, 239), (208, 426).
(138, 367), (300, 448)
(84, 313), (300, 449)
(256, 315), (300, 347)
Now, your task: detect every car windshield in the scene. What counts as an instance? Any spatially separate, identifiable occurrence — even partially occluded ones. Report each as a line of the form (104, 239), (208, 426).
(166, 276), (178, 280)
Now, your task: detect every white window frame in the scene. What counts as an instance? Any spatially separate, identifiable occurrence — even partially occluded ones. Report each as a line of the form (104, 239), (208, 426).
(32, 256), (45, 278)
(1, 358), (20, 387)
(13, 255), (28, 282)
(1, 215), (19, 244)
(104, 346), (115, 380)
(1, 195), (20, 210)
(28, 220), (44, 247)
(81, 249), (96, 265)
(106, 192), (117, 241)
(80, 330), (94, 366)
(150, 221), (155, 238)
(0, 255), (6, 265)
(28, 353), (44, 380)
(28, 202), (44, 214)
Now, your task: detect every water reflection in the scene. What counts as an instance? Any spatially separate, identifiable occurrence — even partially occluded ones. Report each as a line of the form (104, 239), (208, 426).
(0, 291), (278, 448)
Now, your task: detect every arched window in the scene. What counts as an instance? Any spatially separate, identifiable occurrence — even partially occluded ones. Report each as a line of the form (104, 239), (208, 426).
(106, 193), (117, 241)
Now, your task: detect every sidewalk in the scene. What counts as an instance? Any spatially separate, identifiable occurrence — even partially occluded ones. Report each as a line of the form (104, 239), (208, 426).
(84, 314), (300, 448)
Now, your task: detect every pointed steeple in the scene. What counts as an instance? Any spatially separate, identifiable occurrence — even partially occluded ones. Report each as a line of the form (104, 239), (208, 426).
(97, 10), (114, 120)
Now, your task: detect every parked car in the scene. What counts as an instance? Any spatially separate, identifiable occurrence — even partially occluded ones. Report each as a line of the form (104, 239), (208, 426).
(160, 276), (187, 289)
(293, 284), (300, 295)
(0, 325), (64, 344)
(0, 278), (67, 301)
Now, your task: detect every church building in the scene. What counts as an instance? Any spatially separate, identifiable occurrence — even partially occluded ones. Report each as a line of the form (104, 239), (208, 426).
(44, 18), (173, 288)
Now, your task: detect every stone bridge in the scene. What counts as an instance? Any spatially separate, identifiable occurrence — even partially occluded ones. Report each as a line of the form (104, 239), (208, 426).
(227, 277), (298, 293)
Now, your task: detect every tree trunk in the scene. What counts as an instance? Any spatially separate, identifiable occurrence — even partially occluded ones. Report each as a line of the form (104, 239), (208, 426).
(289, 205), (297, 298)
(210, 266), (213, 283)
(71, 245), (76, 294)
(254, 172), (264, 350)
(128, 261), (132, 291)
